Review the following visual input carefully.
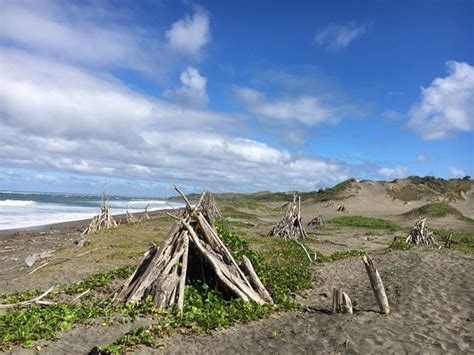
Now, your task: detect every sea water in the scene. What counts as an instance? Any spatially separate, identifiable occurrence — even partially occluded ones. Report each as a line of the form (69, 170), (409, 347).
(0, 191), (182, 230)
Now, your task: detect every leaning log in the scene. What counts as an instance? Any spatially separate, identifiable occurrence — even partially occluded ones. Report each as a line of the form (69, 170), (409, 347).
(362, 255), (390, 314)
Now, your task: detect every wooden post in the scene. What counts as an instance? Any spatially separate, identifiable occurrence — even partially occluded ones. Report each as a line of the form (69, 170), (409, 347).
(362, 255), (390, 314)
(332, 288), (353, 314)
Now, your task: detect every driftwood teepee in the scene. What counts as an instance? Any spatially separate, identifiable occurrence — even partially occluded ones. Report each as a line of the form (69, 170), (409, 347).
(406, 218), (437, 246)
(125, 203), (151, 224)
(125, 207), (138, 224)
(82, 193), (117, 236)
(114, 187), (272, 310)
(336, 203), (348, 213)
(308, 214), (324, 227)
(268, 194), (307, 240)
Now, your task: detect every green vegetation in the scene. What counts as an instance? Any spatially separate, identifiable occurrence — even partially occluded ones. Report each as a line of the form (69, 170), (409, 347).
(403, 202), (470, 221)
(329, 216), (400, 231)
(0, 293), (160, 349)
(389, 239), (414, 251)
(97, 325), (167, 353)
(1, 224), (313, 351)
(433, 229), (474, 254)
(307, 179), (356, 202)
(388, 176), (473, 201)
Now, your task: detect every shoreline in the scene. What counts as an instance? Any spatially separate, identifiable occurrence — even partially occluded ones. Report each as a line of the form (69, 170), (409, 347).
(0, 207), (179, 240)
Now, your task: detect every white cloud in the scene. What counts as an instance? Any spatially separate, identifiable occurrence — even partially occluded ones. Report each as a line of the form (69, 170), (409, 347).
(234, 87), (340, 126)
(407, 61), (474, 139)
(449, 167), (466, 179)
(314, 23), (367, 51)
(163, 67), (209, 107)
(0, 47), (353, 192)
(378, 166), (409, 180)
(0, 1), (162, 75)
(165, 10), (211, 57)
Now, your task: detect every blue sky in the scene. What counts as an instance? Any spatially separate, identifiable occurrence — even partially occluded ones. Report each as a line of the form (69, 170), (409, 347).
(0, 0), (472, 196)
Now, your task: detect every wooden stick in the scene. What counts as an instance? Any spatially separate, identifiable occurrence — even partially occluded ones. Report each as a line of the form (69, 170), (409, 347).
(294, 240), (314, 262)
(177, 232), (189, 311)
(0, 286), (55, 309)
(241, 255), (273, 303)
(71, 289), (90, 304)
(341, 292), (353, 314)
(362, 255), (390, 314)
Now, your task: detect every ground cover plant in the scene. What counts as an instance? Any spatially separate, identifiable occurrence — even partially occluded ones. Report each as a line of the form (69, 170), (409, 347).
(0, 224), (313, 351)
(329, 216), (400, 231)
(403, 202), (471, 221)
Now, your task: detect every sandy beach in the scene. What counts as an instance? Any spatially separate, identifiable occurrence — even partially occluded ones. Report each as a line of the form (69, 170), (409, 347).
(1, 179), (473, 354)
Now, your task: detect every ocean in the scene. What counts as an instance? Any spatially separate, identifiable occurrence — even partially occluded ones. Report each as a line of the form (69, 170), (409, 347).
(0, 191), (183, 230)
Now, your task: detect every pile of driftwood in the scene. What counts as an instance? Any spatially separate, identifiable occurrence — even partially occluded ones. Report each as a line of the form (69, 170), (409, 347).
(125, 207), (138, 224)
(406, 218), (437, 246)
(336, 203), (348, 213)
(308, 214), (324, 227)
(125, 204), (151, 224)
(268, 194), (307, 240)
(82, 194), (117, 236)
(113, 187), (272, 310)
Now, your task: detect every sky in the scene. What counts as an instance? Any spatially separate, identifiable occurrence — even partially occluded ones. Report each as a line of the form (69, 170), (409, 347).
(0, 0), (473, 196)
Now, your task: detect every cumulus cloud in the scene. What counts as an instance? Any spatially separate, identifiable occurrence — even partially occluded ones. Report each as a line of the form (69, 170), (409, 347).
(0, 48), (353, 192)
(0, 0), (163, 75)
(165, 10), (211, 56)
(163, 67), (209, 107)
(449, 167), (466, 179)
(234, 86), (341, 126)
(378, 166), (409, 180)
(314, 23), (367, 51)
(407, 61), (474, 139)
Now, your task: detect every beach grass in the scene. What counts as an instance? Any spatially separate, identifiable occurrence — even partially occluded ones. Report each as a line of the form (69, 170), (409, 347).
(329, 215), (400, 231)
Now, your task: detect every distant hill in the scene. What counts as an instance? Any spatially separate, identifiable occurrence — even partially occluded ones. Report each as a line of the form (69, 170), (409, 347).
(384, 176), (473, 202)
(167, 176), (473, 205)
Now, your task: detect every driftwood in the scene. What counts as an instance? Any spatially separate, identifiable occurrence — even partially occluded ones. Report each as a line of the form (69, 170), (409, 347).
(406, 218), (437, 246)
(114, 187), (272, 310)
(126, 207), (138, 224)
(202, 191), (222, 222)
(444, 233), (452, 248)
(336, 203), (348, 213)
(362, 255), (390, 314)
(141, 203), (151, 221)
(268, 194), (307, 240)
(82, 193), (117, 236)
(332, 288), (353, 314)
(324, 201), (335, 208)
(307, 214), (324, 227)
(0, 287), (55, 310)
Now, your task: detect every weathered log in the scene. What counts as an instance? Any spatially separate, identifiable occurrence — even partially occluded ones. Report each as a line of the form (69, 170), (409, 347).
(362, 255), (390, 314)
(332, 288), (353, 314)
(444, 233), (452, 248)
(241, 255), (273, 303)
